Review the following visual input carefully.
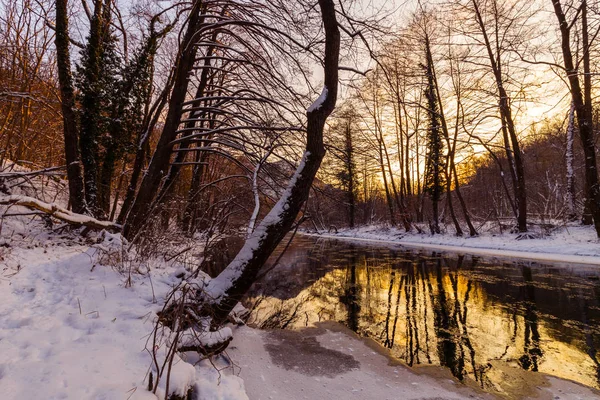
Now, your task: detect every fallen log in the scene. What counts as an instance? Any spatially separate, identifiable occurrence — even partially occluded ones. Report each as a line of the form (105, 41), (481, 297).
(0, 195), (121, 232)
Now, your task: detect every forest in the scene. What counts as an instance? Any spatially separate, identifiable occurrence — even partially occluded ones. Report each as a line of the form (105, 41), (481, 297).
(3, 0), (600, 238)
(2, 0), (600, 398)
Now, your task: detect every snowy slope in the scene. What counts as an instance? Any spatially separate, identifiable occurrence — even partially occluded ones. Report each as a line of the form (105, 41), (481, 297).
(0, 224), (247, 400)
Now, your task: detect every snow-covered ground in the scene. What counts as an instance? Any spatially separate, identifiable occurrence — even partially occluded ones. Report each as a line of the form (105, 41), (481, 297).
(0, 217), (247, 400)
(303, 224), (600, 265)
(1, 215), (600, 399)
(0, 214), (493, 400)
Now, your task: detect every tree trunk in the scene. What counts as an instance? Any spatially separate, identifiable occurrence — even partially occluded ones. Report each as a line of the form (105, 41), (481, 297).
(344, 121), (356, 228)
(79, 0), (112, 217)
(472, 0), (527, 232)
(98, 139), (117, 215)
(424, 34), (442, 235)
(203, 0), (340, 326)
(123, 0), (204, 239)
(566, 102), (577, 221)
(379, 140), (397, 226)
(153, 7), (218, 209)
(55, 0), (86, 214)
(117, 131), (149, 224)
(552, 0), (600, 237)
(427, 33), (463, 236)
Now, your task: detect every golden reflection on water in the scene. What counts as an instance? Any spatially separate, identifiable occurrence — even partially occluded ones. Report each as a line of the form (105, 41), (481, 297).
(245, 236), (600, 394)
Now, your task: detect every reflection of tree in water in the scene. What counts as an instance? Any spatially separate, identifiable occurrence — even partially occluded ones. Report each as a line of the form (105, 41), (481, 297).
(448, 257), (492, 387)
(581, 292), (600, 387)
(340, 245), (361, 332)
(245, 236), (600, 391)
(382, 268), (398, 348)
(377, 253), (484, 381)
(518, 266), (543, 372)
(430, 255), (465, 380)
(404, 260), (421, 365)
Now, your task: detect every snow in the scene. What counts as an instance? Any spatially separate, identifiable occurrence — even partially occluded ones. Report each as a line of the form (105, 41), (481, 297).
(302, 224), (600, 265)
(1, 212), (599, 399)
(205, 151), (310, 301)
(307, 86), (328, 112)
(2, 226), (596, 400)
(180, 326), (233, 348)
(1, 247), (158, 399)
(225, 324), (599, 400)
(0, 217), (247, 400)
(225, 325), (473, 399)
(0, 194), (121, 230)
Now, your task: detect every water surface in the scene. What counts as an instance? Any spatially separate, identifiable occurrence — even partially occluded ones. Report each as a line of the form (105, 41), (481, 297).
(244, 235), (600, 395)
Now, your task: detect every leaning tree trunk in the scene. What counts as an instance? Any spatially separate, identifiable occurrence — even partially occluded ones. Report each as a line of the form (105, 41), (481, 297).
(123, 0), (204, 239)
(55, 0), (86, 214)
(202, 0), (340, 326)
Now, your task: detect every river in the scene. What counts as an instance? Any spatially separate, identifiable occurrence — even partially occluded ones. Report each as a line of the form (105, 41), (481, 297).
(241, 234), (600, 396)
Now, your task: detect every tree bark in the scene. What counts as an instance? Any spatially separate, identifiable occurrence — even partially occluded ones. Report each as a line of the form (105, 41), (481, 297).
(424, 34), (442, 235)
(79, 0), (112, 217)
(566, 102), (577, 221)
(344, 121), (356, 228)
(55, 0), (86, 214)
(426, 32), (463, 236)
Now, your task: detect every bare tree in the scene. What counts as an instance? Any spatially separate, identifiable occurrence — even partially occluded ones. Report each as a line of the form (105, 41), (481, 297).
(464, 0), (530, 232)
(551, 0), (600, 236)
(152, 1), (342, 382)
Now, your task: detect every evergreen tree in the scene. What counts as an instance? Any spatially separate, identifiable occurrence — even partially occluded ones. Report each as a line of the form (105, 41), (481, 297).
(98, 31), (159, 216)
(75, 0), (121, 217)
(423, 48), (445, 234)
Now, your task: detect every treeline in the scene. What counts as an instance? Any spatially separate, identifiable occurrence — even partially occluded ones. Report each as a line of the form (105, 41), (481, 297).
(2, 0), (600, 240)
(316, 0), (600, 237)
(315, 115), (592, 231)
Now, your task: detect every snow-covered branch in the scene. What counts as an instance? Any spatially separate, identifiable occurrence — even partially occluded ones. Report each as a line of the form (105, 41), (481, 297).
(0, 195), (121, 232)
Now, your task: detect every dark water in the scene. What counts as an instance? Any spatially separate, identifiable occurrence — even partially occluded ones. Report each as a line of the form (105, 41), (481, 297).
(244, 235), (600, 394)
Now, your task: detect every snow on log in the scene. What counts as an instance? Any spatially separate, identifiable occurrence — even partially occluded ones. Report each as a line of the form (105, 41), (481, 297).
(0, 195), (121, 231)
(204, 151), (310, 302)
(178, 326), (233, 355)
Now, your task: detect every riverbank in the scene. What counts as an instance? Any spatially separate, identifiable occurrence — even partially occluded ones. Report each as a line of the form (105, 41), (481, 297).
(301, 224), (600, 265)
(0, 227), (493, 400)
